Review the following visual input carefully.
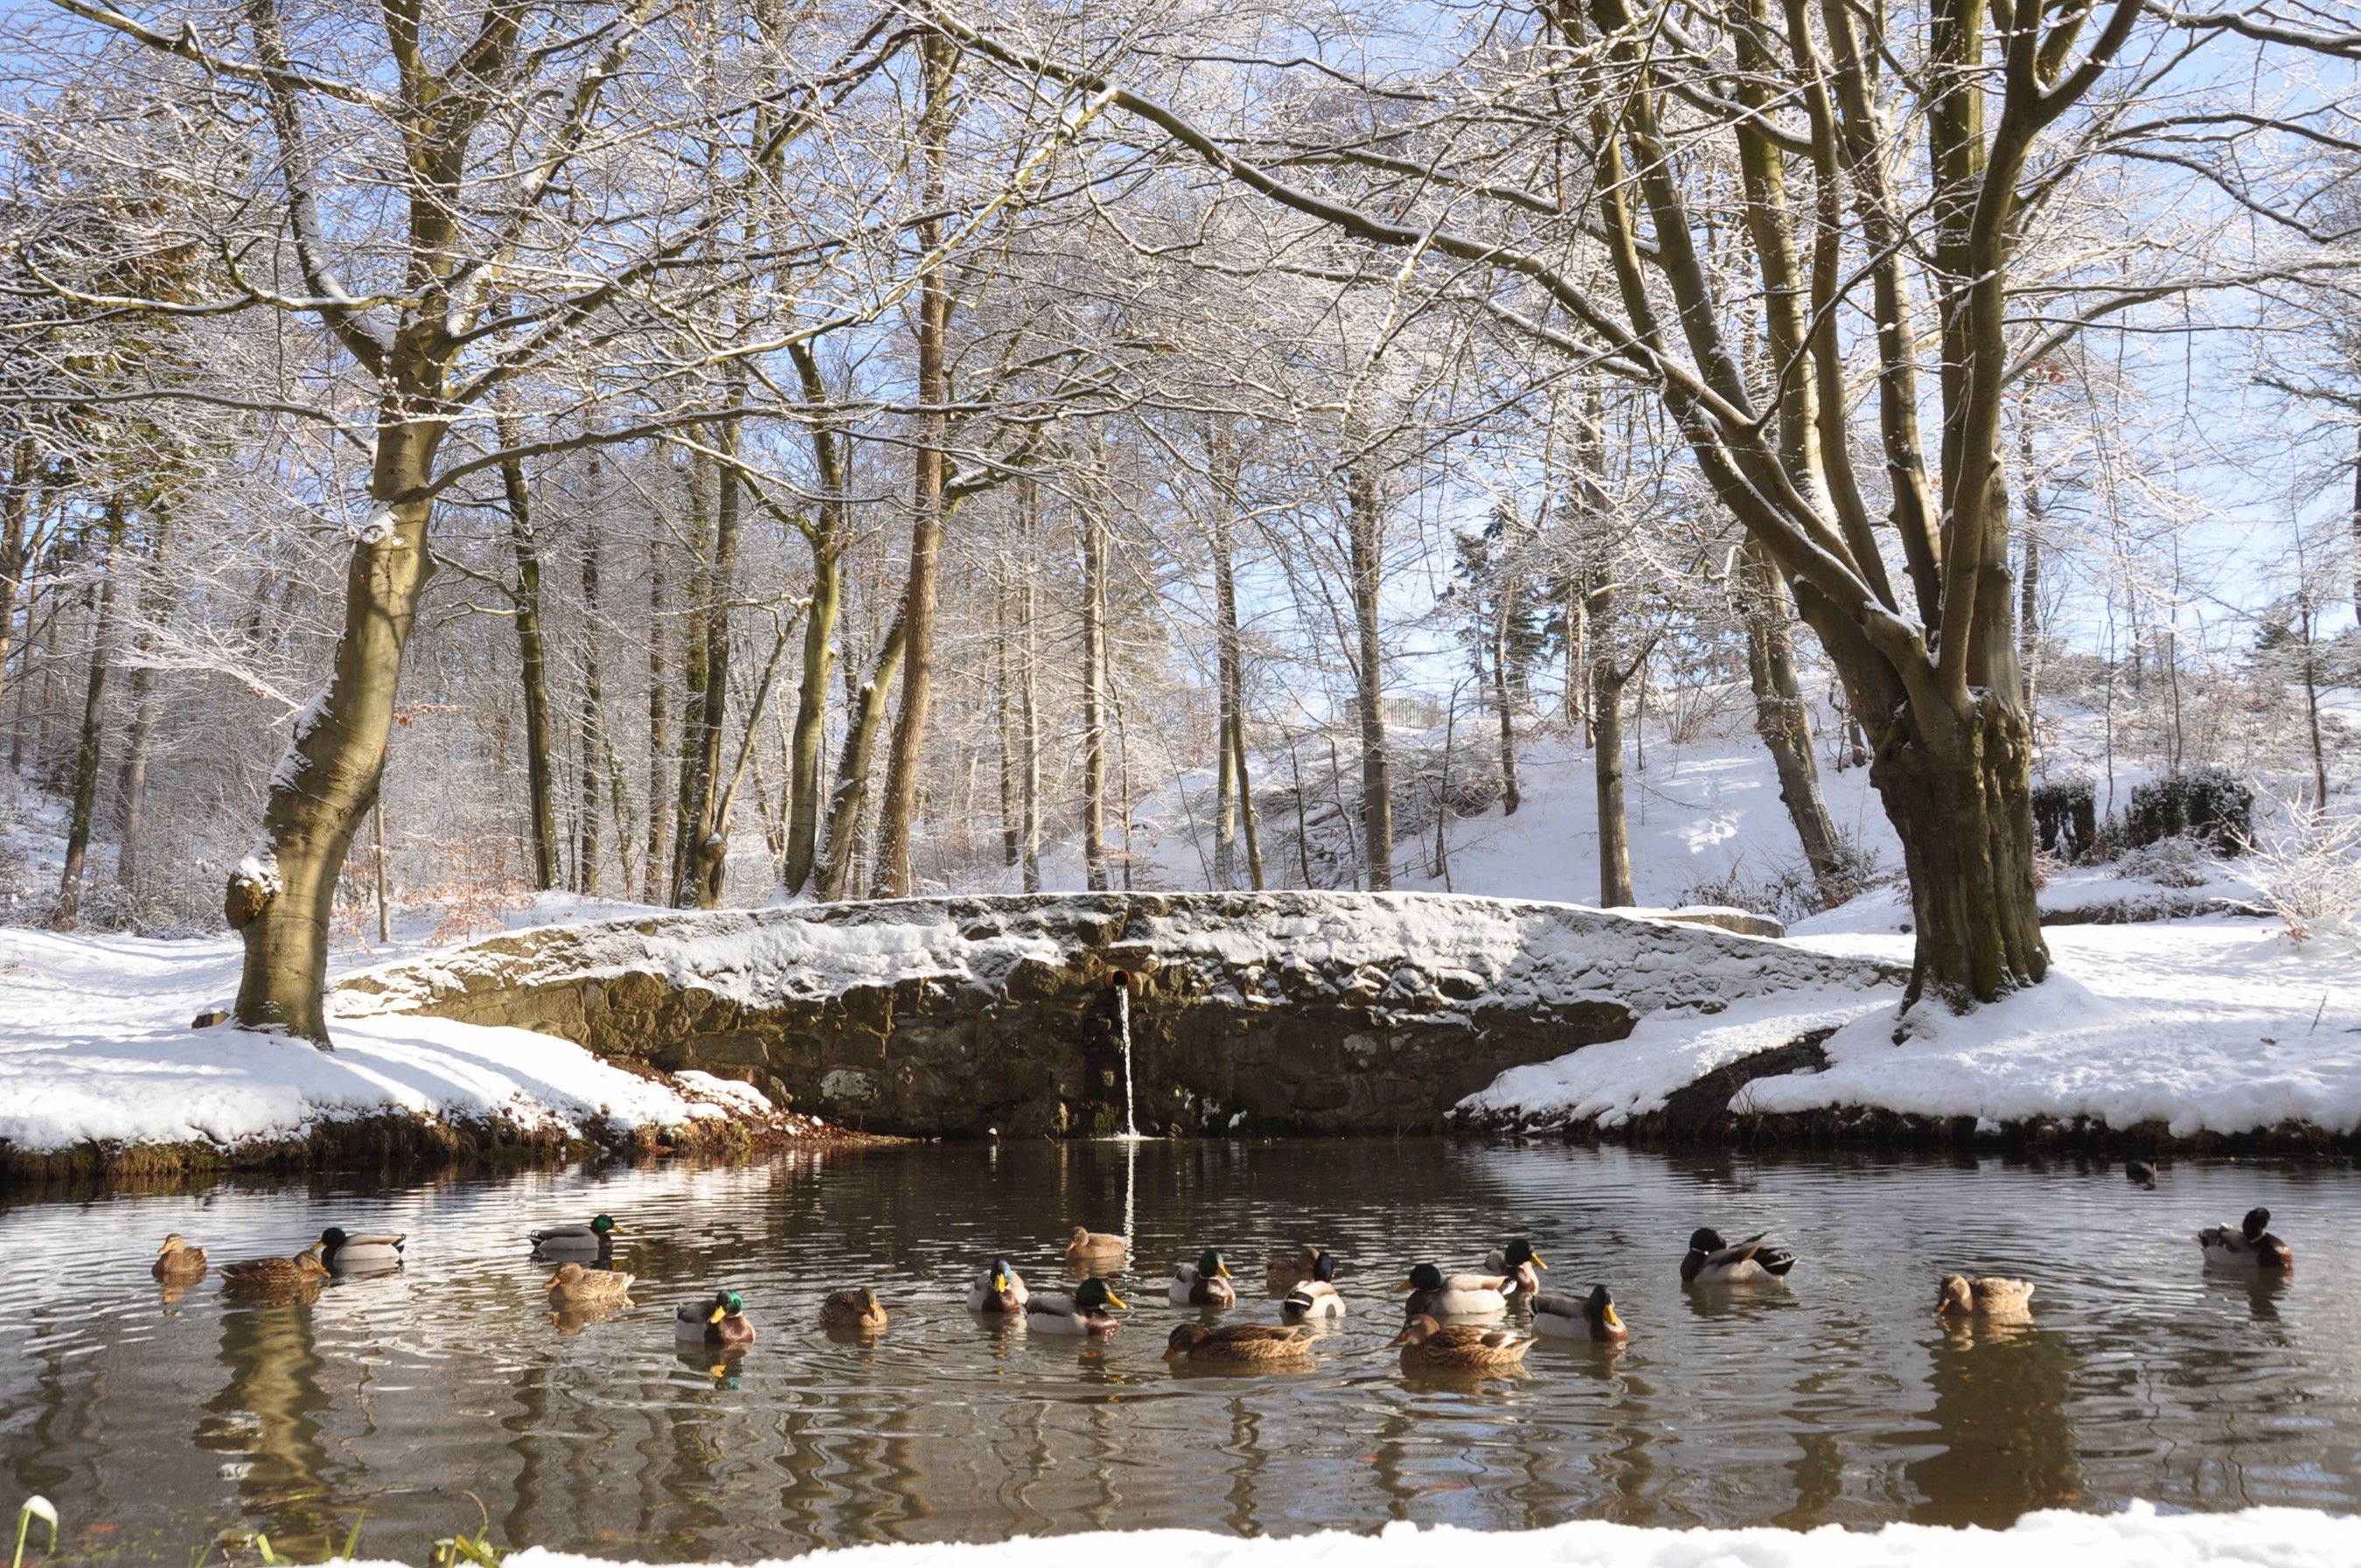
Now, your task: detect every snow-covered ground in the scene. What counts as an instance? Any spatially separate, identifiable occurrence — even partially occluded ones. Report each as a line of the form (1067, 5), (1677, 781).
(321, 1506), (2360, 1568)
(1465, 910), (2361, 1136)
(0, 918), (796, 1160)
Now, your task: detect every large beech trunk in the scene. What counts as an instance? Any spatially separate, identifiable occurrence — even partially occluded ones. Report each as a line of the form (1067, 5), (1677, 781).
(1864, 687), (2046, 1011)
(500, 434), (559, 890)
(814, 613), (906, 901)
(226, 424), (441, 1042)
(1345, 461), (1392, 889)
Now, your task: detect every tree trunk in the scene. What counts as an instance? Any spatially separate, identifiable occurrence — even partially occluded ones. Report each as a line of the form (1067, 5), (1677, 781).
(113, 512), (171, 910)
(1590, 583), (1634, 908)
(1346, 461), (1392, 889)
(576, 510), (607, 896)
(995, 577), (1020, 869)
(671, 456), (714, 905)
(0, 438), (38, 734)
(2352, 420), (2361, 621)
(1737, 540), (1844, 900)
(1859, 686), (2047, 1012)
(643, 532), (671, 902)
(1490, 590), (1521, 816)
(815, 613), (907, 901)
(54, 508), (122, 930)
(500, 431), (559, 891)
(872, 27), (957, 899)
(1016, 508), (1042, 893)
(1080, 501), (1109, 891)
(781, 340), (843, 896)
(227, 420), (443, 1042)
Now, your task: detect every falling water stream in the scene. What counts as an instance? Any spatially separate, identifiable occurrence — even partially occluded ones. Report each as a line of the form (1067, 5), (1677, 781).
(1115, 978), (1139, 1139)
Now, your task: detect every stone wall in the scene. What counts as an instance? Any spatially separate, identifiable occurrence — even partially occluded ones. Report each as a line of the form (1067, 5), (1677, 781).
(331, 892), (1900, 1137)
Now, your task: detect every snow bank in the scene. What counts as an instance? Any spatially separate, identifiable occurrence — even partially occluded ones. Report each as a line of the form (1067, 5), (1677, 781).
(453, 1506), (2361, 1568)
(1464, 917), (2361, 1139)
(0, 927), (787, 1159)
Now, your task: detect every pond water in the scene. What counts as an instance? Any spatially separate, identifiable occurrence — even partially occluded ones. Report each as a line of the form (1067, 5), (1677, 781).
(3, 1140), (2358, 1564)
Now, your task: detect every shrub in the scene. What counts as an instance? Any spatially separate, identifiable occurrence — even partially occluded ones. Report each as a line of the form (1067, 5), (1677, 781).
(2030, 777), (2097, 861)
(2124, 766), (2254, 855)
(2244, 805), (2361, 948)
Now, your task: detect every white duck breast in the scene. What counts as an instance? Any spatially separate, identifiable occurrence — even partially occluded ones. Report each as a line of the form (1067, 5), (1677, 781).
(1281, 1280), (1347, 1319)
(1169, 1263), (1237, 1307)
(967, 1261), (1030, 1313)
(319, 1230), (406, 1272)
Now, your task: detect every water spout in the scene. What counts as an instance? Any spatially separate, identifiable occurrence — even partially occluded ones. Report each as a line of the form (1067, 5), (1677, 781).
(1112, 973), (1138, 1139)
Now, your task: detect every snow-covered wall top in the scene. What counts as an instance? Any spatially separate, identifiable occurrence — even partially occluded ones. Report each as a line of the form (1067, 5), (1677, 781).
(334, 892), (1902, 1137)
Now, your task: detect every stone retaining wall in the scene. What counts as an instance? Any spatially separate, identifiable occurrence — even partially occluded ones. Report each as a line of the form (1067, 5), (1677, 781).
(331, 892), (1900, 1138)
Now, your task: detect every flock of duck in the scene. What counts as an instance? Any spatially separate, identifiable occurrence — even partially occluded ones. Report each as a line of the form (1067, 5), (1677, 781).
(145, 1197), (2299, 1375)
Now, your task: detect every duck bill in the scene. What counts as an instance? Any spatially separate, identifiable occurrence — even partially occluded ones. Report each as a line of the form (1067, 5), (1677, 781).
(1602, 1306), (1621, 1329)
(992, 1272), (1009, 1293)
(1161, 1346), (1182, 1362)
(1215, 1263), (1231, 1278)
(1391, 1280), (1416, 1293)
(1533, 1255), (1549, 1270)
(709, 1306), (728, 1324)
(1104, 1292), (1128, 1309)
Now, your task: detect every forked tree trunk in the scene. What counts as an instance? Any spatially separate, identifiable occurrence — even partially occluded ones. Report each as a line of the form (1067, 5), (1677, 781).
(815, 613), (907, 901)
(782, 345), (844, 896)
(1863, 687), (2046, 1011)
(227, 422), (442, 1042)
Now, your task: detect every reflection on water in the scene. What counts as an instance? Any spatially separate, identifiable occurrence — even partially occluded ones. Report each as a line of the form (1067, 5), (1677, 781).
(2, 1141), (2358, 1563)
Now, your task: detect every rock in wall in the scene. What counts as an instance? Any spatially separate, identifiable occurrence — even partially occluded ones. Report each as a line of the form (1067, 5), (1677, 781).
(331, 892), (1898, 1137)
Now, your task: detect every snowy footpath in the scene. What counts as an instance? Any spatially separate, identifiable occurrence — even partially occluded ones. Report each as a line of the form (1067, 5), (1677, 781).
(0, 923), (800, 1168)
(1460, 909), (2361, 1139)
(387, 1507), (2361, 1568)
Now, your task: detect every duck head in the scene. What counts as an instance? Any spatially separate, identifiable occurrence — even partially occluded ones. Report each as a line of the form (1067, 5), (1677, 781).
(707, 1290), (744, 1324)
(1194, 1249), (1230, 1279)
(1074, 1278), (1126, 1313)
(1501, 1239), (1547, 1271)
(157, 1233), (188, 1255)
(1587, 1284), (1620, 1329)
(2242, 1207), (2272, 1243)
(590, 1214), (616, 1237)
(1687, 1228), (1725, 1256)
(547, 1263), (585, 1291)
(1387, 1314), (1443, 1348)
(988, 1258), (1019, 1293)
(1935, 1273), (1973, 1314)
(1164, 1323), (1213, 1360)
(1311, 1250), (1340, 1284)
(319, 1227), (349, 1251)
(1396, 1263), (1447, 1293)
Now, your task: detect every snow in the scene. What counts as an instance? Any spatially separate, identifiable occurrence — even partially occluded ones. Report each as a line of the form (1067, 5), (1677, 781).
(0, 924), (779, 1156)
(315, 1506), (2361, 1568)
(1465, 914), (2361, 1137)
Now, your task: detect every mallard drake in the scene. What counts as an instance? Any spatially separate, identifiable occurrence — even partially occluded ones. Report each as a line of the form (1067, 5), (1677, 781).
(318, 1227), (406, 1272)
(220, 1245), (330, 1297)
(1681, 1228), (1796, 1285)
(1389, 1314), (1534, 1370)
(1026, 1276), (1125, 1335)
(2200, 1207), (2293, 1271)
(1281, 1251), (1346, 1321)
(1533, 1284), (1627, 1342)
(1064, 1227), (1126, 1267)
(547, 1261), (634, 1310)
(1264, 1244), (1334, 1295)
(1935, 1273), (2035, 1321)
(1485, 1238), (1548, 1301)
(1396, 1262), (1508, 1318)
(674, 1289), (756, 1347)
(531, 1215), (618, 1259)
(820, 1287), (888, 1331)
(967, 1258), (1029, 1314)
(2126, 1160), (2156, 1188)
(1169, 1249), (1237, 1307)
(1164, 1322), (1312, 1363)
(153, 1233), (208, 1283)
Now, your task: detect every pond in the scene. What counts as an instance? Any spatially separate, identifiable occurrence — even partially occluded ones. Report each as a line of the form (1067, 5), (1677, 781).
(3, 1139), (2357, 1564)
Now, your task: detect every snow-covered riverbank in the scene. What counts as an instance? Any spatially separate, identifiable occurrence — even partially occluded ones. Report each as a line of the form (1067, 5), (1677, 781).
(0, 923), (829, 1179)
(1461, 908), (2361, 1145)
